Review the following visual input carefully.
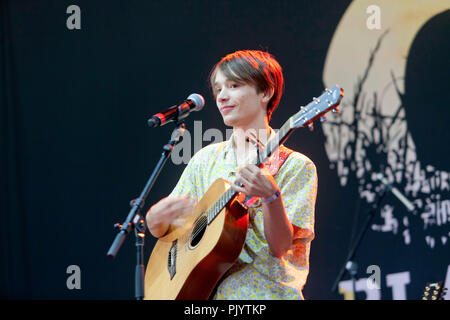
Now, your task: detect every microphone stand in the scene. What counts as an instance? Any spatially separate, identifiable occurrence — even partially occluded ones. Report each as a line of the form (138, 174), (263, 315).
(107, 120), (186, 300)
(331, 186), (387, 299)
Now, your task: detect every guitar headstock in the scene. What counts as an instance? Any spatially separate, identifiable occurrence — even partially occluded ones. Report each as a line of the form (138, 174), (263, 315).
(422, 282), (447, 300)
(291, 84), (344, 131)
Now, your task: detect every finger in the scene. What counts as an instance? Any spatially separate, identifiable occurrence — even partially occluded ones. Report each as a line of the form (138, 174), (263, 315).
(238, 167), (252, 179)
(236, 172), (253, 187)
(172, 217), (187, 227)
(249, 164), (262, 172)
(258, 164), (270, 175)
(166, 196), (194, 210)
(158, 209), (189, 226)
(243, 166), (263, 181)
(239, 164), (258, 175)
(155, 201), (192, 224)
(163, 196), (184, 210)
(174, 200), (195, 216)
(230, 182), (246, 194)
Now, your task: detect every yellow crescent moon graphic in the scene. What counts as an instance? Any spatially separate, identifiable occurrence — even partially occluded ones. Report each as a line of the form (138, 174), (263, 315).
(321, 0), (450, 248)
(322, 0), (449, 171)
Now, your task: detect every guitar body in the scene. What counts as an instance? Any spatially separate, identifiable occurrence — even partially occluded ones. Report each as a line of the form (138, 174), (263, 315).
(144, 178), (249, 300)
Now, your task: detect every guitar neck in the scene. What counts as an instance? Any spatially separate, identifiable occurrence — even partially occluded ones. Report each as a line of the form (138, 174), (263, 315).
(259, 120), (295, 165)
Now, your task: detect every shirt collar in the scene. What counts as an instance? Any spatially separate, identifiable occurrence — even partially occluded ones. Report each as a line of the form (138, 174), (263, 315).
(223, 126), (276, 160)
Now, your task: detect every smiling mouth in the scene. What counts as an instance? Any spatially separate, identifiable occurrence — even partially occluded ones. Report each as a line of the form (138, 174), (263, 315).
(220, 106), (235, 113)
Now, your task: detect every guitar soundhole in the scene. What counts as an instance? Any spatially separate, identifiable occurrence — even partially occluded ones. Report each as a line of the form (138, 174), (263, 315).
(190, 215), (208, 248)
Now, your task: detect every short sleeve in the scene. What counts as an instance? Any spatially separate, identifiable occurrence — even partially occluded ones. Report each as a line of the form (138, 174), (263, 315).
(277, 154), (318, 243)
(169, 152), (202, 201)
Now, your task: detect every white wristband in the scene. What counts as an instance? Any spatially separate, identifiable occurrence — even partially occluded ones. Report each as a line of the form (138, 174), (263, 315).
(261, 190), (281, 204)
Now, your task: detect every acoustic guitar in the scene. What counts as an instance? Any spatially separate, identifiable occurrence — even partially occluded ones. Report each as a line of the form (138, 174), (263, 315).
(144, 85), (344, 300)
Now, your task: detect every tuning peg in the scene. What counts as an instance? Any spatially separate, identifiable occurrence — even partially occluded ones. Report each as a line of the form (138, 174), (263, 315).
(313, 97), (320, 104)
(332, 107), (341, 114)
(307, 123), (314, 131)
(320, 116), (327, 123)
(299, 106), (306, 112)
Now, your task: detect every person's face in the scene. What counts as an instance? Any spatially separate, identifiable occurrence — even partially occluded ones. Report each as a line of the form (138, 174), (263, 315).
(214, 69), (270, 128)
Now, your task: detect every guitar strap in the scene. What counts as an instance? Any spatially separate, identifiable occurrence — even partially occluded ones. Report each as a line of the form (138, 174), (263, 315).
(244, 145), (294, 208)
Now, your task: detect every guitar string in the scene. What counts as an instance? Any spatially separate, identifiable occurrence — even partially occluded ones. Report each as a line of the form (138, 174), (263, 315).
(189, 205), (221, 240)
(186, 191), (233, 241)
(181, 175), (250, 245)
(189, 187), (238, 240)
(181, 199), (227, 246)
(173, 204), (219, 256)
(175, 210), (215, 254)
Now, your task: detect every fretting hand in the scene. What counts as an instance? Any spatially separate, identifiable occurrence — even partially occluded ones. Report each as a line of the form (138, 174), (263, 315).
(230, 164), (280, 199)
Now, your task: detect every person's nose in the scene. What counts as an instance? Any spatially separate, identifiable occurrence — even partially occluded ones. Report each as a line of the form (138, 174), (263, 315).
(217, 87), (229, 103)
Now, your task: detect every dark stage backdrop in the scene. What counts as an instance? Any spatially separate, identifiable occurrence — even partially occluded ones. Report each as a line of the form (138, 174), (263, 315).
(1, 0), (449, 300)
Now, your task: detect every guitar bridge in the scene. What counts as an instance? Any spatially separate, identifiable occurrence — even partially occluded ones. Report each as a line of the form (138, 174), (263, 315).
(167, 239), (177, 280)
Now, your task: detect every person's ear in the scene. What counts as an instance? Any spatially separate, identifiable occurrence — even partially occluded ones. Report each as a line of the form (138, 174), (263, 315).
(262, 87), (275, 103)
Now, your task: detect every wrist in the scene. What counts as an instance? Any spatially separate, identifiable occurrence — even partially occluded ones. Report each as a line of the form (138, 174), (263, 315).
(261, 189), (281, 204)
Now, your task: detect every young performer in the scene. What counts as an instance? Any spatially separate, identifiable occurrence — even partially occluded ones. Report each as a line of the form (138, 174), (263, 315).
(146, 50), (317, 299)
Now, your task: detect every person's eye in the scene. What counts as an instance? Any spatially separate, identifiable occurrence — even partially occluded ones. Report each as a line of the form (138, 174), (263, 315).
(230, 83), (240, 88)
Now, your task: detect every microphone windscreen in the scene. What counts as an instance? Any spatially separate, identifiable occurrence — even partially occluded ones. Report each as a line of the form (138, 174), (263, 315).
(187, 93), (205, 111)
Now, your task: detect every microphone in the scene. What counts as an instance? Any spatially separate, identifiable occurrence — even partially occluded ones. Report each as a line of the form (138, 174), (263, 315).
(147, 93), (205, 128)
(376, 173), (415, 212)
